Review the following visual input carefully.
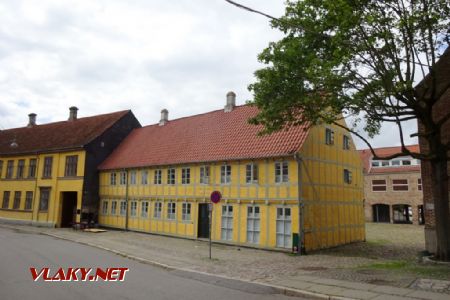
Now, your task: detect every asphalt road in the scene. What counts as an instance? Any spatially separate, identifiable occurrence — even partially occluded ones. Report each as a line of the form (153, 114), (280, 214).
(0, 227), (301, 300)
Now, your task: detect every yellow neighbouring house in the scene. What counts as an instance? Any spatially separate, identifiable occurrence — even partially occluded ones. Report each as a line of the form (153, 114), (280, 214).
(98, 92), (365, 252)
(0, 107), (140, 227)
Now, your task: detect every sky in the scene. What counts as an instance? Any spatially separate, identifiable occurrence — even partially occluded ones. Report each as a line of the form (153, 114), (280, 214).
(0, 0), (418, 149)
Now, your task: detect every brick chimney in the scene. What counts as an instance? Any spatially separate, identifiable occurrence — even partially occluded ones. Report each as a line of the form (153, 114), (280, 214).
(159, 109), (168, 126)
(27, 113), (37, 127)
(69, 106), (78, 121)
(224, 91), (236, 112)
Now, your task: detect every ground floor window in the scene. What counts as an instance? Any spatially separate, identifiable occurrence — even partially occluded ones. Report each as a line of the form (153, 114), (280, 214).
(221, 205), (233, 241)
(39, 188), (50, 211)
(102, 200), (108, 215)
(141, 201), (149, 218)
(13, 191), (21, 210)
(25, 191), (33, 210)
(372, 204), (390, 223)
(393, 204), (412, 224)
(182, 202), (191, 221)
(276, 207), (291, 248)
(130, 201), (137, 217)
(2, 191), (10, 209)
(247, 206), (260, 244)
(167, 202), (176, 220)
(418, 205), (425, 225)
(154, 201), (162, 219)
(111, 201), (117, 215)
(120, 201), (127, 216)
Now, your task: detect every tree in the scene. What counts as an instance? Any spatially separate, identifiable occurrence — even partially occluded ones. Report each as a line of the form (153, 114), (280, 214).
(226, 0), (450, 260)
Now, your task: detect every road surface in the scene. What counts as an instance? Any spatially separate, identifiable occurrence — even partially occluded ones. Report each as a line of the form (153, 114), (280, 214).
(0, 226), (302, 300)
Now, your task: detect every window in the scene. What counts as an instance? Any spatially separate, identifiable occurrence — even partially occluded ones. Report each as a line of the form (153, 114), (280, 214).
(275, 161), (289, 183)
(200, 166), (210, 184)
(372, 179), (387, 191)
(43, 157), (53, 178)
(154, 169), (162, 185)
(110, 173), (117, 185)
(246, 164), (259, 184)
(391, 160), (401, 166)
(221, 205), (233, 241)
(154, 201), (162, 218)
(343, 135), (350, 150)
(182, 202), (191, 221)
(111, 201), (117, 215)
(220, 165), (231, 184)
(39, 188), (50, 211)
(344, 169), (352, 184)
(401, 159), (411, 166)
(130, 201), (137, 217)
(276, 207), (292, 248)
(392, 179), (408, 191)
(64, 155), (78, 177)
(418, 178), (422, 191)
(17, 160), (25, 179)
(167, 168), (176, 185)
(181, 168), (190, 184)
(325, 128), (334, 145)
(371, 161), (380, 167)
(120, 172), (127, 185)
(120, 201), (127, 215)
(6, 160), (14, 179)
(247, 206), (260, 244)
(167, 202), (176, 220)
(13, 191), (21, 209)
(28, 159), (36, 178)
(25, 192), (33, 210)
(141, 170), (148, 185)
(102, 201), (108, 215)
(141, 201), (149, 218)
(130, 171), (137, 185)
(2, 191), (10, 209)
(0, 160), (3, 178)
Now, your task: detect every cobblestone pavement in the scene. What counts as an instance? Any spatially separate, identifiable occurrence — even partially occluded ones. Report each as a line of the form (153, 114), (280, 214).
(3, 222), (450, 297)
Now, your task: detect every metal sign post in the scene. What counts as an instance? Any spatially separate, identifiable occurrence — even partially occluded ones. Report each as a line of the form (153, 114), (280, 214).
(209, 191), (221, 260)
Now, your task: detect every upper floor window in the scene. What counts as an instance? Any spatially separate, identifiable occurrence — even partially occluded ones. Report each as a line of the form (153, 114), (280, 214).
(6, 160), (14, 179)
(181, 168), (190, 185)
(343, 135), (350, 150)
(275, 161), (289, 183)
(64, 155), (78, 177)
(110, 172), (117, 185)
(28, 159), (37, 178)
(200, 166), (210, 184)
(17, 160), (25, 179)
(392, 179), (408, 191)
(246, 163), (259, 184)
(42, 157), (53, 178)
(154, 169), (162, 185)
(325, 128), (334, 145)
(344, 169), (352, 184)
(418, 178), (422, 191)
(141, 170), (148, 185)
(221, 165), (231, 184)
(167, 168), (176, 185)
(119, 171), (127, 185)
(372, 179), (386, 191)
(130, 171), (137, 185)
(0, 160), (3, 178)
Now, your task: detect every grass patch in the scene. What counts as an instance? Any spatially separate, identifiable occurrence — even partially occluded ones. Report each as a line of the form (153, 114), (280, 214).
(360, 260), (450, 280)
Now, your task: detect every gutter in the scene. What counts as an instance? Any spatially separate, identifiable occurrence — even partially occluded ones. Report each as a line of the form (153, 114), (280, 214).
(294, 153), (305, 255)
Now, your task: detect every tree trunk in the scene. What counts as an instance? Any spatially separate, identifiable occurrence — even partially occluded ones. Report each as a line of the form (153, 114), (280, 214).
(430, 157), (450, 261)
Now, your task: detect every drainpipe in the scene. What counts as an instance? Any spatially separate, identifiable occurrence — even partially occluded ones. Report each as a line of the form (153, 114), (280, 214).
(125, 169), (129, 231)
(294, 153), (305, 255)
(31, 154), (40, 225)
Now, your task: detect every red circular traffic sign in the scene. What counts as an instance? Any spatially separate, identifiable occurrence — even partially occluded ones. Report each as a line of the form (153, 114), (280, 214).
(210, 191), (221, 204)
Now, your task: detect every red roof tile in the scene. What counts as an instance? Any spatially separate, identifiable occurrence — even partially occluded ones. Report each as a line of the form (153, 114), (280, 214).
(358, 145), (421, 174)
(99, 105), (310, 170)
(0, 110), (131, 155)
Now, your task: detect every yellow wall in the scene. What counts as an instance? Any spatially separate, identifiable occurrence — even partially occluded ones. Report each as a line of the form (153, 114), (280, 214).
(0, 150), (86, 227)
(98, 122), (365, 251)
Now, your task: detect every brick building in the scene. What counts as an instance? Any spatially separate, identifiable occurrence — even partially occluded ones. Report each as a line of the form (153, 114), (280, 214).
(359, 145), (424, 225)
(417, 47), (450, 254)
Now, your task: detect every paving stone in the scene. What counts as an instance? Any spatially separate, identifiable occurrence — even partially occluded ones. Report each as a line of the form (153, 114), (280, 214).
(368, 285), (412, 296)
(406, 290), (450, 300)
(370, 295), (411, 300)
(275, 279), (315, 290)
(331, 288), (379, 300)
(306, 284), (347, 295)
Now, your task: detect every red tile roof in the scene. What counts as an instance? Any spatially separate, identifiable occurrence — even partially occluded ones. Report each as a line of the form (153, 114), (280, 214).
(99, 105), (310, 170)
(0, 110), (131, 155)
(358, 145), (421, 174)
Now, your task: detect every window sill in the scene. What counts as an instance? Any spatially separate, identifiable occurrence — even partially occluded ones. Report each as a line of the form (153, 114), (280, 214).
(0, 208), (33, 212)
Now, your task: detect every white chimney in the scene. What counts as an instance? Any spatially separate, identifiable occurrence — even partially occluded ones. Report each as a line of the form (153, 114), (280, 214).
(159, 109), (169, 126)
(224, 91), (236, 112)
(27, 113), (37, 127)
(69, 106), (78, 121)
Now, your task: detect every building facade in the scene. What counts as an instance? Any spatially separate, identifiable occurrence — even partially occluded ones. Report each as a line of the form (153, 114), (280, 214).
(0, 108), (140, 227)
(359, 146), (424, 225)
(98, 93), (365, 251)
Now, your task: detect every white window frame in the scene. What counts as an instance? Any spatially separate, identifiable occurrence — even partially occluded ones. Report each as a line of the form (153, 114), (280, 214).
(275, 161), (289, 183)
(130, 201), (137, 217)
(167, 168), (176, 185)
(181, 168), (190, 185)
(141, 170), (148, 185)
(154, 169), (162, 185)
(154, 201), (162, 219)
(130, 171), (137, 185)
(141, 201), (149, 218)
(371, 179), (387, 192)
(392, 179), (409, 191)
(167, 202), (176, 220)
(119, 171), (127, 185)
(200, 166), (210, 184)
(343, 135), (350, 150)
(247, 206), (260, 244)
(110, 173), (116, 185)
(120, 201), (127, 215)
(245, 163), (259, 184)
(276, 207), (291, 248)
(221, 205), (233, 241)
(102, 200), (108, 215)
(220, 165), (231, 184)
(325, 128), (334, 145)
(111, 200), (117, 215)
(182, 202), (191, 221)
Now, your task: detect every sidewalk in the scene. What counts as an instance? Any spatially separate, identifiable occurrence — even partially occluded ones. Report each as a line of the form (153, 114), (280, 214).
(2, 223), (449, 300)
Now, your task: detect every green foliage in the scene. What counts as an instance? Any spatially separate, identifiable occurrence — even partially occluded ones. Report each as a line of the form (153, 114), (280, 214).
(249, 0), (450, 137)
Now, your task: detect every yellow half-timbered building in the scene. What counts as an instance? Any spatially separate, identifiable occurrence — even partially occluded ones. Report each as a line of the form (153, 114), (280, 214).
(0, 107), (140, 227)
(98, 93), (365, 252)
